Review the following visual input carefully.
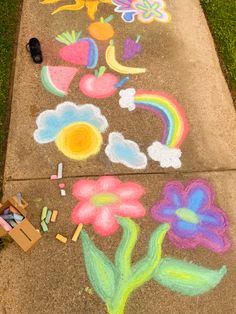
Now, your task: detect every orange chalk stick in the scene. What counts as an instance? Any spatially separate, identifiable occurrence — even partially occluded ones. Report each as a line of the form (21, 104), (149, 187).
(51, 210), (58, 222)
(56, 234), (67, 243)
(72, 223), (83, 242)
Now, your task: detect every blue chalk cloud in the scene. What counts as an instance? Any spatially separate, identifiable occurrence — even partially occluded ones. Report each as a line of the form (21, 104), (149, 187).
(105, 132), (147, 169)
(34, 102), (108, 143)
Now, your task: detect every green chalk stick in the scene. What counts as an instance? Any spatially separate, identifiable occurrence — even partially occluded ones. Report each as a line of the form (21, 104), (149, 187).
(45, 210), (52, 225)
(41, 206), (48, 221)
(8, 220), (17, 228)
(41, 220), (48, 232)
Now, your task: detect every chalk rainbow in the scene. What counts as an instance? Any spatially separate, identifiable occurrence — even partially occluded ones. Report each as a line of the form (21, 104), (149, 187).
(134, 90), (189, 148)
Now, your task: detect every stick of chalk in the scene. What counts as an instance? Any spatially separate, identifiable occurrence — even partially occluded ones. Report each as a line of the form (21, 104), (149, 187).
(45, 210), (52, 224)
(41, 220), (48, 232)
(8, 220), (17, 228)
(56, 234), (67, 243)
(57, 162), (63, 179)
(72, 223), (83, 242)
(16, 193), (22, 203)
(9, 206), (19, 214)
(13, 213), (24, 221)
(51, 210), (58, 222)
(60, 189), (66, 196)
(50, 174), (58, 180)
(3, 208), (10, 214)
(0, 214), (14, 220)
(41, 206), (48, 221)
(0, 217), (12, 231)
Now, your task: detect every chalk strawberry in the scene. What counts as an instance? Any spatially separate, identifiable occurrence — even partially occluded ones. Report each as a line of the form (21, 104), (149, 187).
(56, 31), (98, 68)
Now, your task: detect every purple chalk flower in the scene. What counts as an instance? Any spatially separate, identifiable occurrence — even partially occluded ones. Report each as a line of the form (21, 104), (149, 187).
(151, 179), (230, 253)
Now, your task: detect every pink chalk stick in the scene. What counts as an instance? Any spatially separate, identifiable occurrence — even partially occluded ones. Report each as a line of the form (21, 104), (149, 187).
(59, 183), (65, 189)
(0, 217), (12, 231)
(50, 175), (58, 180)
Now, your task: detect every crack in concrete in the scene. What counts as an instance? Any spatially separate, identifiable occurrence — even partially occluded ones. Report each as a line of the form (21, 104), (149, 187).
(5, 168), (236, 182)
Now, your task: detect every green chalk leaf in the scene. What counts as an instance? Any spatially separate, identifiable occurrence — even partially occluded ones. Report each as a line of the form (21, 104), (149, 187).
(153, 257), (227, 296)
(81, 230), (117, 303)
(55, 31), (81, 45)
(115, 217), (139, 277)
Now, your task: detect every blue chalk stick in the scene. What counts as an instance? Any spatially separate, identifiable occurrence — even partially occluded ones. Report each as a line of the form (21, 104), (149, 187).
(0, 214), (14, 220)
(13, 213), (24, 221)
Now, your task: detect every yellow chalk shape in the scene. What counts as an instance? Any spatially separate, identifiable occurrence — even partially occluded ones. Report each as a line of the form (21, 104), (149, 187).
(51, 210), (58, 222)
(56, 234), (67, 243)
(72, 223), (83, 242)
(55, 122), (102, 160)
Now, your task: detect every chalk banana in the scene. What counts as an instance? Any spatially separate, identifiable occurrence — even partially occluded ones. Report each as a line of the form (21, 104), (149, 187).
(105, 41), (147, 75)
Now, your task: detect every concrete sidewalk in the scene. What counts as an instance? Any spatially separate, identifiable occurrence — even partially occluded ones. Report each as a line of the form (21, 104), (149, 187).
(1, 0), (236, 313)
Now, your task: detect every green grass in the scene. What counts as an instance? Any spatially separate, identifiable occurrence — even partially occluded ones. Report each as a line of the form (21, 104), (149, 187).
(200, 0), (236, 99)
(0, 1), (22, 195)
(0, 1), (21, 250)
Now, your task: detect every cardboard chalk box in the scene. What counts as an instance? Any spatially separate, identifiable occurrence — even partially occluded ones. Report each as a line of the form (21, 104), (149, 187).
(0, 196), (41, 251)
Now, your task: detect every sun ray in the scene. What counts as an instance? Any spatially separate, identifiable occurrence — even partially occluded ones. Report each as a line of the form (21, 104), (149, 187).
(41, 0), (63, 4)
(52, 0), (85, 15)
(41, 0), (112, 19)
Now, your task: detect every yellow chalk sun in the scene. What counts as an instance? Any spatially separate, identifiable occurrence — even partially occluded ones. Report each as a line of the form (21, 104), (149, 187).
(55, 122), (102, 160)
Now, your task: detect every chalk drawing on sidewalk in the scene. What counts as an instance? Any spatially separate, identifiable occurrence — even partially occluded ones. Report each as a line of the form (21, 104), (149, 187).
(41, 0), (113, 20)
(34, 102), (108, 160)
(119, 88), (189, 169)
(56, 32), (98, 68)
(41, 66), (78, 97)
(70, 176), (229, 314)
(106, 40), (146, 74)
(112, 0), (171, 23)
(151, 179), (231, 253)
(79, 66), (129, 99)
(88, 15), (115, 41)
(105, 132), (147, 169)
(123, 36), (142, 60)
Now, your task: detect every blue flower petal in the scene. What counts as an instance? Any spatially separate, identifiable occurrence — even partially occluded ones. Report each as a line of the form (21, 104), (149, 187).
(199, 208), (227, 230)
(186, 182), (211, 212)
(164, 183), (183, 207)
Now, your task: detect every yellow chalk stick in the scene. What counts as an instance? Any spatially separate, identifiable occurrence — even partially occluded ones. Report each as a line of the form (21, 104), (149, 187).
(72, 223), (83, 242)
(56, 234), (67, 243)
(51, 210), (58, 222)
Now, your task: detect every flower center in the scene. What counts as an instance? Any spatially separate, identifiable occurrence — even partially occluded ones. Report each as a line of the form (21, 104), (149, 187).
(176, 208), (199, 224)
(90, 193), (119, 207)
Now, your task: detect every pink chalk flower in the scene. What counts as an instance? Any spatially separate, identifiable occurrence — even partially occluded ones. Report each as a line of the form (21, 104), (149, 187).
(71, 176), (146, 236)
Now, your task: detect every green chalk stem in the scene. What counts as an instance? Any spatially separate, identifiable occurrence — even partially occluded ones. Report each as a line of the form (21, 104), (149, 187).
(41, 206), (48, 221)
(41, 220), (48, 232)
(98, 66), (106, 77)
(136, 35), (141, 43)
(104, 15), (114, 23)
(107, 222), (169, 314)
(45, 210), (52, 225)
(81, 218), (169, 314)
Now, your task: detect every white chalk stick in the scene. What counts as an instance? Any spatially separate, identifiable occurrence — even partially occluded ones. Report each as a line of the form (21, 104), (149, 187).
(57, 163), (63, 179)
(60, 189), (66, 196)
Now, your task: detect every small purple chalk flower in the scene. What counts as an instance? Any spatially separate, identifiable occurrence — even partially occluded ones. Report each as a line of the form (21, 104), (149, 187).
(151, 179), (230, 253)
